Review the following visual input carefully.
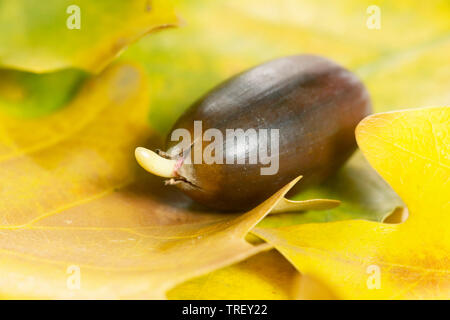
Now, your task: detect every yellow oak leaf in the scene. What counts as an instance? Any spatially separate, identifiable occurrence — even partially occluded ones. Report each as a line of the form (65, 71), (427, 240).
(229, 0), (450, 52)
(254, 106), (450, 299)
(168, 250), (298, 300)
(0, 62), (303, 299)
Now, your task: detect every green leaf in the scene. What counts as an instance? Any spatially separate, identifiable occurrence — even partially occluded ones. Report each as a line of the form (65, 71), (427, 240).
(0, 0), (178, 73)
(0, 69), (87, 118)
(258, 152), (404, 228)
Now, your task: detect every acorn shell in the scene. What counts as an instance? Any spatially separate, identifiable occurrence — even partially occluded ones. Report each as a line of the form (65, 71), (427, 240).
(166, 54), (372, 211)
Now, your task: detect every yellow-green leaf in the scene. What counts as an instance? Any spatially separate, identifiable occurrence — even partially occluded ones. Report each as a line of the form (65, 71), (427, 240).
(0, 0), (178, 73)
(360, 39), (450, 112)
(0, 69), (87, 118)
(258, 152), (404, 228)
(168, 250), (298, 300)
(254, 107), (450, 299)
(231, 0), (450, 52)
(270, 198), (340, 215)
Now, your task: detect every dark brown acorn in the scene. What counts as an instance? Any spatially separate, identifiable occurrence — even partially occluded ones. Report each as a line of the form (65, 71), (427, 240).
(136, 54), (372, 211)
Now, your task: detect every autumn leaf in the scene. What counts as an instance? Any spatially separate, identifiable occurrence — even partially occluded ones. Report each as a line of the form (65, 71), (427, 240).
(230, 0), (450, 52)
(359, 35), (450, 114)
(0, 0), (178, 73)
(253, 106), (450, 299)
(0, 62), (307, 299)
(1, 0), (449, 300)
(258, 152), (404, 228)
(168, 250), (298, 300)
(0, 69), (87, 118)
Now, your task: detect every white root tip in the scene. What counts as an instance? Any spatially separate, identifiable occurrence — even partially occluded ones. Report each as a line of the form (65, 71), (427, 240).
(135, 147), (177, 178)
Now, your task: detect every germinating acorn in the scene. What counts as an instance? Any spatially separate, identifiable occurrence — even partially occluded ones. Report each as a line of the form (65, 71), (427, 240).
(135, 54), (372, 211)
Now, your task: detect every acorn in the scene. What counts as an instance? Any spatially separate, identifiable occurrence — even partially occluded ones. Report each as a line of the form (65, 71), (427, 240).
(135, 55), (372, 211)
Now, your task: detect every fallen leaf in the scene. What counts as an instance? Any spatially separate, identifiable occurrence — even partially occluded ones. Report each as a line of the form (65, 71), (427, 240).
(2, 0), (448, 300)
(254, 106), (450, 299)
(230, 0), (450, 53)
(0, 62), (301, 299)
(0, 69), (87, 118)
(258, 152), (403, 228)
(270, 198), (340, 215)
(291, 274), (338, 300)
(0, 0), (178, 73)
(168, 250), (298, 300)
(360, 38), (450, 112)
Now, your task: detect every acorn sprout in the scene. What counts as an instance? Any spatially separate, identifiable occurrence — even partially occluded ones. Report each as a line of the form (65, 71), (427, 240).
(136, 55), (372, 211)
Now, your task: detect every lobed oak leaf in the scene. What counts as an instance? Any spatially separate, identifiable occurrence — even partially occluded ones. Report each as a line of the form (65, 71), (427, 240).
(254, 107), (450, 299)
